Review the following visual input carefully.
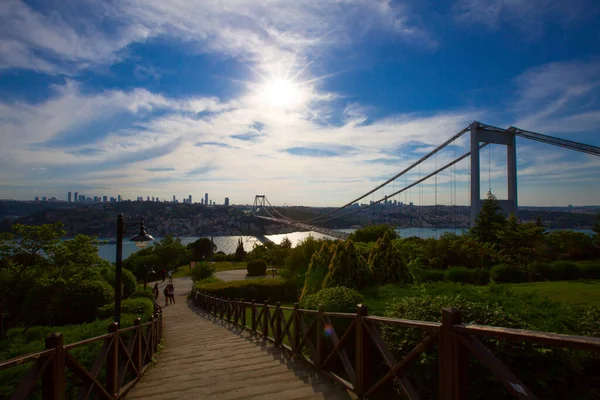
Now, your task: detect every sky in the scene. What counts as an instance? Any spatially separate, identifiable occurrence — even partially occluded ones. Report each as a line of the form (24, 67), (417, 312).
(1, 0), (599, 207)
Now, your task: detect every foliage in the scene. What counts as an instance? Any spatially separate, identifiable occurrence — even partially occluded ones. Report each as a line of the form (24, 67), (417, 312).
(473, 268), (490, 285)
(545, 230), (596, 261)
(548, 261), (579, 281)
(381, 289), (600, 400)
(246, 259), (268, 276)
(301, 287), (364, 313)
(323, 240), (371, 290)
(187, 237), (217, 260)
(348, 224), (398, 243)
(368, 232), (410, 284)
(191, 262), (216, 282)
(470, 191), (506, 244)
(419, 269), (445, 282)
(123, 234), (191, 280)
(129, 288), (155, 301)
(280, 236), (293, 249)
(235, 238), (247, 261)
(445, 266), (476, 284)
(280, 236), (326, 286)
(194, 276), (224, 285)
(98, 298), (154, 319)
(578, 262), (600, 279)
(195, 278), (298, 302)
(491, 264), (527, 283)
(100, 266), (137, 299)
(300, 242), (335, 300)
(496, 215), (545, 265)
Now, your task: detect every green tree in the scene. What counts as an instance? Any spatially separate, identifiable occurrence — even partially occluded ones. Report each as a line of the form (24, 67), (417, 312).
(280, 236), (327, 286)
(280, 236), (293, 249)
(368, 232), (410, 284)
(187, 238), (217, 260)
(235, 238), (247, 261)
(300, 242), (335, 300)
(470, 191), (506, 244)
(496, 215), (545, 265)
(348, 224), (398, 243)
(323, 240), (371, 290)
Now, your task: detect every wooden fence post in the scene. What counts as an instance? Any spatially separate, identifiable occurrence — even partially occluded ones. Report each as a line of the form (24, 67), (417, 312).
(42, 333), (65, 400)
(275, 302), (282, 345)
(133, 318), (142, 376)
(106, 322), (119, 398)
(293, 303), (301, 355)
(262, 301), (269, 338)
(251, 300), (257, 333)
(355, 304), (369, 397)
(440, 307), (467, 400)
(241, 299), (246, 329)
(315, 305), (325, 369)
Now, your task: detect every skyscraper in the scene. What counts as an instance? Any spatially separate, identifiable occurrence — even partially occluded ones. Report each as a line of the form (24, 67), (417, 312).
(68, 192), (72, 202)
(34, 196), (39, 201)
(103, 196), (108, 203)
(205, 193), (208, 206)
(118, 194), (121, 202)
(173, 195), (176, 202)
(74, 192), (78, 202)
(189, 194), (192, 204)
(225, 197), (229, 206)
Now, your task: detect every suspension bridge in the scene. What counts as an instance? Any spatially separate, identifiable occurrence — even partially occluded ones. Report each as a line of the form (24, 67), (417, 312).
(251, 121), (600, 239)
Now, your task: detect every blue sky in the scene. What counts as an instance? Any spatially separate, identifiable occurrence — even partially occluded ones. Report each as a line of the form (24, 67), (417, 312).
(1, 0), (599, 206)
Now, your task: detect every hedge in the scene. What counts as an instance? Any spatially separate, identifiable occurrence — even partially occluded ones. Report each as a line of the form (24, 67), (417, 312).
(247, 259), (268, 276)
(301, 286), (364, 312)
(98, 298), (154, 319)
(195, 278), (298, 302)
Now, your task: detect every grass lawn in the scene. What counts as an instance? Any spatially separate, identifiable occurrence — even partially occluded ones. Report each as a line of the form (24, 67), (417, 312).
(171, 261), (279, 279)
(507, 280), (600, 307)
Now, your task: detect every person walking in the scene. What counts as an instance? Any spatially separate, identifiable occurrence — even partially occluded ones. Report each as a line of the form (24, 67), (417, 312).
(167, 283), (175, 305)
(153, 283), (159, 301)
(161, 269), (166, 282)
(163, 284), (170, 307)
(168, 269), (173, 282)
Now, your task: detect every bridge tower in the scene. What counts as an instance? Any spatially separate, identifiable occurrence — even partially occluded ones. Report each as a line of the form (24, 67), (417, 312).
(470, 121), (517, 226)
(253, 195), (267, 214)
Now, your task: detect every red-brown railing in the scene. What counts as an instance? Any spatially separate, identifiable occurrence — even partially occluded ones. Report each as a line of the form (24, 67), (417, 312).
(193, 292), (600, 399)
(0, 313), (162, 400)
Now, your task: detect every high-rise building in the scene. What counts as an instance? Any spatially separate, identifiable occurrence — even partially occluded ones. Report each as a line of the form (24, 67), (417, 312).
(74, 192), (78, 202)
(68, 192), (72, 202)
(118, 194), (122, 202)
(205, 193), (208, 206)
(152, 196), (154, 202)
(79, 194), (85, 202)
(103, 196), (108, 203)
(189, 194), (192, 204)
(201, 199), (204, 205)
(224, 197), (229, 206)
(110, 197), (116, 202)
(147, 196), (150, 202)
(42, 196), (47, 201)
(34, 196), (39, 201)
(173, 195), (176, 202)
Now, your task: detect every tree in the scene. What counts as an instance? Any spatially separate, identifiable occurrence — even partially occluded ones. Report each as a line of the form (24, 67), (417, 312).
(348, 224), (398, 243)
(280, 236), (293, 249)
(368, 232), (410, 284)
(593, 212), (600, 250)
(187, 238), (217, 260)
(470, 191), (506, 244)
(300, 242), (335, 300)
(235, 238), (247, 261)
(323, 240), (371, 290)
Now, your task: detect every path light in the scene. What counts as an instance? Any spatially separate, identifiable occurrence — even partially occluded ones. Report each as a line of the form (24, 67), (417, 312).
(115, 214), (154, 325)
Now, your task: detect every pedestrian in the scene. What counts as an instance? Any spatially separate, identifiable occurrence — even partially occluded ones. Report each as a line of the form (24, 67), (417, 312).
(161, 269), (166, 282)
(153, 283), (159, 301)
(168, 269), (173, 282)
(163, 285), (169, 307)
(168, 284), (175, 305)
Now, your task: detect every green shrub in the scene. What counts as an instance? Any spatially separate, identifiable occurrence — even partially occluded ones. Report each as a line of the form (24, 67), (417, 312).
(280, 236), (325, 286)
(191, 262), (216, 282)
(526, 261), (552, 281)
(195, 279), (298, 302)
(195, 276), (224, 285)
(300, 243), (335, 300)
(550, 261), (579, 281)
(491, 264), (527, 283)
(474, 268), (490, 285)
(323, 240), (371, 290)
(100, 266), (137, 298)
(129, 288), (154, 301)
(58, 280), (115, 324)
(382, 293), (600, 400)
(348, 224), (398, 243)
(578, 262), (600, 279)
(420, 269), (445, 282)
(247, 259), (268, 276)
(368, 232), (410, 284)
(301, 287), (364, 312)
(99, 298), (154, 319)
(446, 266), (476, 284)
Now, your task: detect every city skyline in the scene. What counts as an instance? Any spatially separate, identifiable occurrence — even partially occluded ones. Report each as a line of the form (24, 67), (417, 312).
(0, 1), (599, 206)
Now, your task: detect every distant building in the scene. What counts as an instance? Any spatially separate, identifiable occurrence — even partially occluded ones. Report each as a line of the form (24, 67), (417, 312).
(189, 194), (192, 204)
(68, 192), (72, 202)
(74, 192), (78, 202)
(110, 197), (116, 203)
(201, 199), (204, 205)
(117, 195), (121, 202)
(79, 195), (85, 202)
(34, 196), (39, 201)
(103, 196), (108, 203)
(205, 193), (208, 206)
(225, 197), (229, 206)
(173, 195), (176, 203)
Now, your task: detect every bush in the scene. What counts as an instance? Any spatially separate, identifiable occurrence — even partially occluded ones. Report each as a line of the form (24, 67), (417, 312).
(446, 266), (476, 284)
(491, 264), (527, 283)
(195, 279), (298, 302)
(195, 276), (224, 285)
(368, 232), (410, 284)
(300, 243), (335, 300)
(191, 262), (216, 282)
(348, 224), (398, 243)
(301, 287), (364, 312)
(323, 240), (371, 290)
(247, 259), (268, 276)
(129, 288), (155, 301)
(474, 268), (490, 285)
(101, 266), (137, 298)
(578, 262), (600, 279)
(420, 269), (445, 282)
(58, 280), (115, 324)
(98, 298), (154, 319)
(550, 261), (579, 281)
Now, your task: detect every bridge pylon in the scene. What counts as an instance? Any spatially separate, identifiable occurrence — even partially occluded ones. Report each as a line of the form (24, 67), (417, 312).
(252, 195), (267, 214)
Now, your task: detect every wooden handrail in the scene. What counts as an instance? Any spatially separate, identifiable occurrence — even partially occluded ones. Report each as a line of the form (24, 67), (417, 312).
(2, 312), (163, 400)
(193, 291), (600, 400)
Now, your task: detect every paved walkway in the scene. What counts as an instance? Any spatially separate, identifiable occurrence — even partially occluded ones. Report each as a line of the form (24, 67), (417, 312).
(126, 278), (350, 400)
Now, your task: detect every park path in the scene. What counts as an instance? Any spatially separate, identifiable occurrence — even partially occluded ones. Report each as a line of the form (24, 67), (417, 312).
(126, 277), (350, 400)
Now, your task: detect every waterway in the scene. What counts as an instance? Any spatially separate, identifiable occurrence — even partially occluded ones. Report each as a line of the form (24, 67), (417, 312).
(95, 227), (594, 264)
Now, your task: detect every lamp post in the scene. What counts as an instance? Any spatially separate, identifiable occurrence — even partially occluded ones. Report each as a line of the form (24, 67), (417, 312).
(115, 213), (154, 325)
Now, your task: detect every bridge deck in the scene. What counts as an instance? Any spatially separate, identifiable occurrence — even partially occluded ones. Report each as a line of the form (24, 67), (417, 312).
(126, 278), (350, 400)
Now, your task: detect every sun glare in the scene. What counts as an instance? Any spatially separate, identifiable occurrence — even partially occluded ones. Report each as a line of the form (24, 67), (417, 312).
(258, 78), (303, 109)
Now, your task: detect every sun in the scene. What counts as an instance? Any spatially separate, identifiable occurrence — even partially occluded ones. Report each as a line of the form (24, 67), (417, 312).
(257, 78), (304, 109)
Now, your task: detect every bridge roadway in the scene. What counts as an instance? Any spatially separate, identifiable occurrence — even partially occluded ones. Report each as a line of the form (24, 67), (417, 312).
(254, 216), (350, 240)
(126, 277), (350, 400)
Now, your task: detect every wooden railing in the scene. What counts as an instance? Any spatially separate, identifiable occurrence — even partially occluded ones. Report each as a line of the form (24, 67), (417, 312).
(192, 292), (600, 400)
(0, 313), (162, 400)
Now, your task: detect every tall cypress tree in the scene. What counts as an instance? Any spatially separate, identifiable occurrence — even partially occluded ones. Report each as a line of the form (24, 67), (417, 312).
(470, 191), (506, 244)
